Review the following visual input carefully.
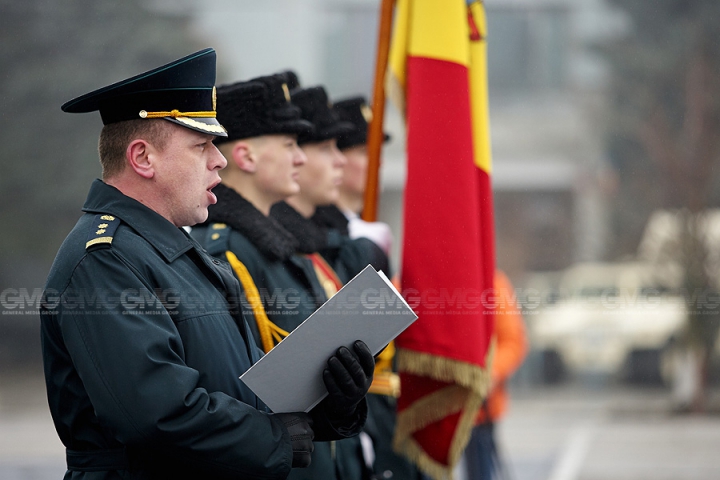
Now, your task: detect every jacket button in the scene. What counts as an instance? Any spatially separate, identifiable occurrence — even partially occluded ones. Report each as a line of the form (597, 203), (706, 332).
(212, 259), (220, 265)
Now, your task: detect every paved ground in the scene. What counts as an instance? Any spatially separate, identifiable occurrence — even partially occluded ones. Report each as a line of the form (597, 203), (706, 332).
(0, 370), (64, 480)
(2, 368), (720, 479)
(497, 382), (720, 480)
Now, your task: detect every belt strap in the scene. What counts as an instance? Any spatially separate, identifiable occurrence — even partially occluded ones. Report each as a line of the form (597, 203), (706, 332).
(66, 448), (129, 472)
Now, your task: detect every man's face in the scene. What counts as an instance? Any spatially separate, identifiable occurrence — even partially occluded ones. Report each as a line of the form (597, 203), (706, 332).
(296, 139), (347, 207)
(151, 124), (227, 227)
(339, 144), (368, 198)
(251, 134), (307, 203)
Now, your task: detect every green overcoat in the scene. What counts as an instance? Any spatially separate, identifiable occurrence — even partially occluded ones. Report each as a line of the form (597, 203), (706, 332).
(41, 180), (365, 480)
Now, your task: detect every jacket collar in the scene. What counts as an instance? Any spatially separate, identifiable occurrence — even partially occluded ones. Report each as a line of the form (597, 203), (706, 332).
(269, 201), (328, 254)
(82, 179), (193, 262)
(204, 184), (298, 261)
(311, 205), (350, 236)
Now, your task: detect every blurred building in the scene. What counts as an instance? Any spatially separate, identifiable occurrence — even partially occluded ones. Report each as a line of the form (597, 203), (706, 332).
(152, 0), (624, 278)
(486, 0), (625, 277)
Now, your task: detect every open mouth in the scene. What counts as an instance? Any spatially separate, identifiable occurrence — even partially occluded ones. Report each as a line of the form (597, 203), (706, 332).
(207, 179), (221, 192)
(207, 180), (221, 203)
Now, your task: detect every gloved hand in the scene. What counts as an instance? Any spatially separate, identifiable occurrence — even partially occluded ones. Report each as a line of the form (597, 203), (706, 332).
(273, 412), (314, 468)
(323, 340), (375, 418)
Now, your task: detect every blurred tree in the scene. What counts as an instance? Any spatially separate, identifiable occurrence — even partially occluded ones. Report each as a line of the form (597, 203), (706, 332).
(601, 0), (720, 410)
(0, 0), (204, 363)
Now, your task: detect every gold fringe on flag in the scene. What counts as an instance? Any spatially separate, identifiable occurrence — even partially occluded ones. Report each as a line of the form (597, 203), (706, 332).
(393, 341), (495, 480)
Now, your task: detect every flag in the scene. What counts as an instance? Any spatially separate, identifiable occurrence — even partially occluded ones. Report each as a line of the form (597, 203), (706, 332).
(387, 1), (496, 478)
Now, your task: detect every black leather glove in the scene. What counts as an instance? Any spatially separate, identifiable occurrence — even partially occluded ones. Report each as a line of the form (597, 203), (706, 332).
(323, 340), (375, 417)
(273, 412), (314, 468)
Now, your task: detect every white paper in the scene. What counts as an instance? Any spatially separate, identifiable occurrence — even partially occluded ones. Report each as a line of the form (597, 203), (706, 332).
(239, 265), (417, 413)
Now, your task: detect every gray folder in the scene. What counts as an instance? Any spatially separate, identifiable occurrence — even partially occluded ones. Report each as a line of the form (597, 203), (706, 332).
(239, 265), (417, 413)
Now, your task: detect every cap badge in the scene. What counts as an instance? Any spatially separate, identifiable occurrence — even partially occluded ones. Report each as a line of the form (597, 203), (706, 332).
(361, 103), (373, 124)
(282, 83), (291, 103)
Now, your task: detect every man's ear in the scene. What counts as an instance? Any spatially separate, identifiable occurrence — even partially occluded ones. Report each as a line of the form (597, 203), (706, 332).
(232, 141), (257, 173)
(126, 139), (155, 179)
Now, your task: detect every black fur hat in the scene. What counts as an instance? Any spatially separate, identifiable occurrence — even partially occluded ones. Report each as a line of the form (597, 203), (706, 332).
(291, 86), (354, 145)
(214, 72), (313, 144)
(333, 96), (391, 150)
(280, 70), (301, 92)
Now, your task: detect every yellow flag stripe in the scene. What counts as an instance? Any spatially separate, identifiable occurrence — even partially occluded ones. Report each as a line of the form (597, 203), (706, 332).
(387, 0), (411, 113)
(388, 0), (473, 117)
(408, 0), (470, 66)
(469, 1), (492, 174)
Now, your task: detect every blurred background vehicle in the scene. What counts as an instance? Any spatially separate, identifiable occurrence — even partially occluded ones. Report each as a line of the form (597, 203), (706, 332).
(525, 207), (720, 391)
(526, 261), (686, 384)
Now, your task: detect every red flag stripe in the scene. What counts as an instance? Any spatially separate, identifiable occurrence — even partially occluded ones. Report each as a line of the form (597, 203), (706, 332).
(399, 55), (491, 365)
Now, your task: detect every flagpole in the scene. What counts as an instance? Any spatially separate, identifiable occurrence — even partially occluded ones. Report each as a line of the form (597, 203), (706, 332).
(362, 0), (396, 222)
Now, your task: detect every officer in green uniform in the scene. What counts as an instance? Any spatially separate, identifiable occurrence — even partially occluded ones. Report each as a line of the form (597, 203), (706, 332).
(40, 49), (374, 480)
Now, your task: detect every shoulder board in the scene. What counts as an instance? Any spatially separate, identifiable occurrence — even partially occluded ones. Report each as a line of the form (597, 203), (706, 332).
(204, 222), (231, 256)
(86, 214), (121, 250)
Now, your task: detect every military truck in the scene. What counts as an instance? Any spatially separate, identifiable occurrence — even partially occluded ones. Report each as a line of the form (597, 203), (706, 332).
(526, 261), (686, 383)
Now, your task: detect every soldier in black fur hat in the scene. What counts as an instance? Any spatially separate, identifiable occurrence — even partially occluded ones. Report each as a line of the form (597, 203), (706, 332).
(192, 73), (375, 480)
(270, 86), (401, 480)
(270, 87), (389, 286)
(192, 74), (326, 340)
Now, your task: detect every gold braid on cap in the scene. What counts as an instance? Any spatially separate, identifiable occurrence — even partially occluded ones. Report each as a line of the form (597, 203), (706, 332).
(139, 109), (217, 119)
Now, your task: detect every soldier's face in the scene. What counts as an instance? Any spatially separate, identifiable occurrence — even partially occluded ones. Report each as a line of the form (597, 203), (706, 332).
(296, 139), (347, 207)
(339, 144), (368, 198)
(153, 125), (227, 227)
(251, 134), (307, 202)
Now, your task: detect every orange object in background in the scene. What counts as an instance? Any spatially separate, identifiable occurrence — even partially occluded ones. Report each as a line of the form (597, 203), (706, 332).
(476, 270), (529, 425)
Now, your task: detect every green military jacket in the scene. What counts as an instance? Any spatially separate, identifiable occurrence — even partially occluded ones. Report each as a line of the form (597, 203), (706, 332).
(192, 184), (327, 350)
(193, 184), (366, 480)
(311, 205), (391, 283)
(41, 180), (365, 480)
(271, 201), (408, 480)
(312, 206), (418, 480)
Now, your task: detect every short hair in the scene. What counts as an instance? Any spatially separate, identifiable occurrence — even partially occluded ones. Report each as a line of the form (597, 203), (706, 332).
(98, 119), (172, 179)
(216, 136), (269, 179)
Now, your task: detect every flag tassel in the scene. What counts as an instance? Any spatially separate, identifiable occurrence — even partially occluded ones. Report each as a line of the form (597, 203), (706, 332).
(393, 342), (495, 480)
